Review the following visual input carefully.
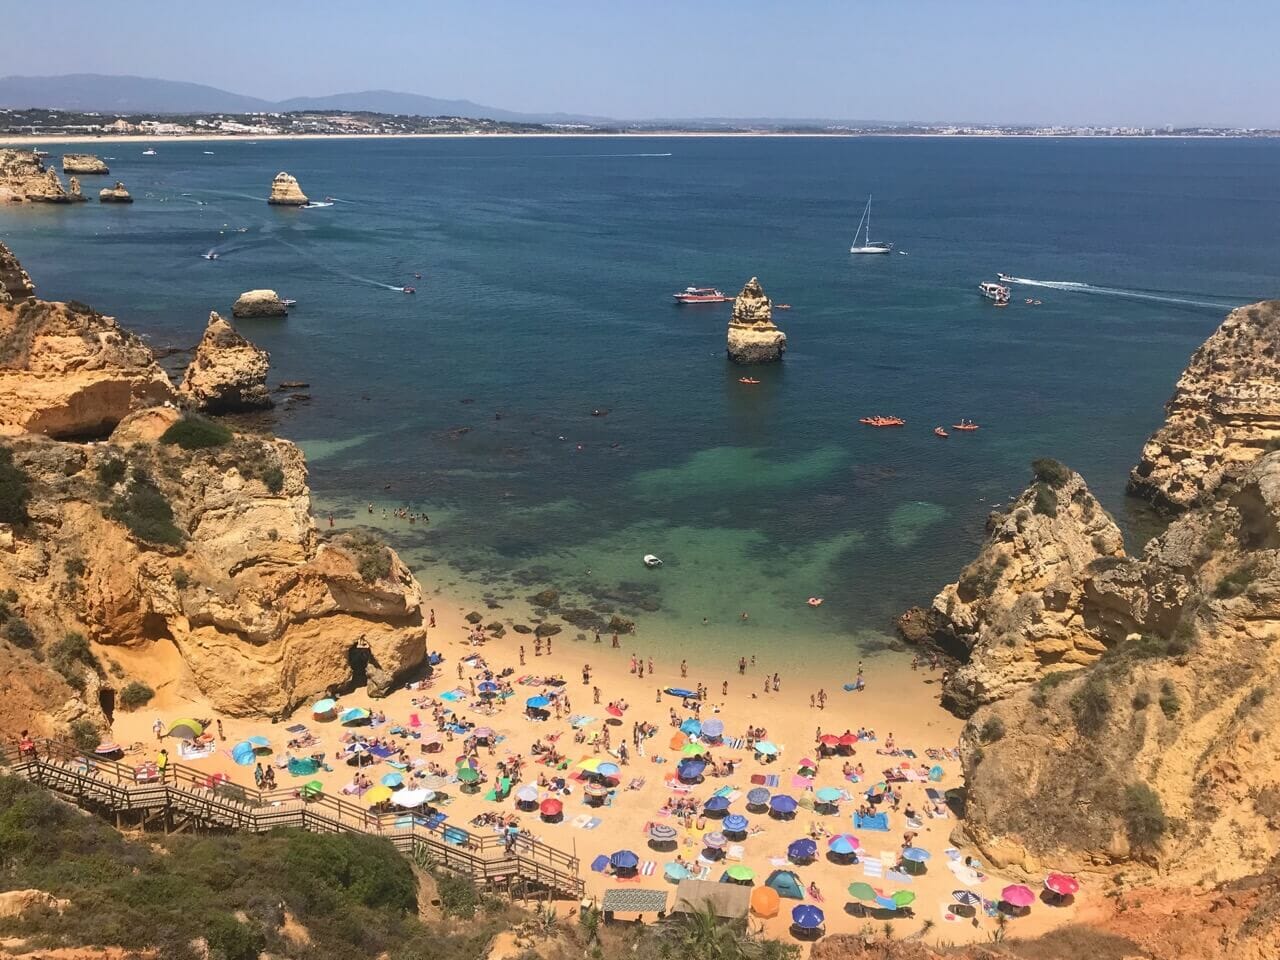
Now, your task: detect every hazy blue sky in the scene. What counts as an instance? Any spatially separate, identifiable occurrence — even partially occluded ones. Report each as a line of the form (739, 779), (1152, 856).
(13, 0), (1280, 125)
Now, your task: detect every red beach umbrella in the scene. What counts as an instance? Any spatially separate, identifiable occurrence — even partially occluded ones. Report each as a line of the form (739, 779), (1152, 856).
(606, 704), (624, 718)
(1044, 873), (1080, 897)
(838, 733), (859, 747)
(818, 735), (840, 747)
(539, 798), (563, 816)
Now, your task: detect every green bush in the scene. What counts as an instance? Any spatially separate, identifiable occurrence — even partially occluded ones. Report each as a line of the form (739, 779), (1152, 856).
(979, 716), (1006, 743)
(205, 913), (265, 960)
(1158, 680), (1180, 718)
(1123, 782), (1167, 849)
(1031, 458), (1073, 488)
(107, 476), (182, 545)
(4, 616), (36, 649)
(50, 631), (97, 689)
(96, 456), (127, 489)
(1215, 561), (1258, 599)
(1132, 689), (1151, 710)
(1071, 673), (1112, 734)
(160, 416), (233, 450)
(261, 465), (285, 494)
(0, 445), (32, 524)
(1032, 482), (1059, 517)
(434, 869), (479, 918)
(119, 681), (155, 710)
(342, 530), (393, 584)
(69, 718), (99, 752)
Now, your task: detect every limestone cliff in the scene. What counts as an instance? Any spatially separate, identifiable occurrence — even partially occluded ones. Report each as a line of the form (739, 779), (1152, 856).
(0, 295), (177, 439)
(180, 311), (272, 413)
(726, 277), (786, 364)
(901, 460), (1124, 716)
(0, 149), (70, 203)
(61, 154), (109, 175)
(232, 289), (288, 318)
(1129, 300), (1280, 514)
(955, 452), (1280, 886)
(98, 181), (133, 203)
(267, 171), (308, 206)
(0, 240), (35, 304)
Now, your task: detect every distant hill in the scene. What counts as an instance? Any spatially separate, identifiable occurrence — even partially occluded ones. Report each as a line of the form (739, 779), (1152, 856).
(0, 73), (609, 125)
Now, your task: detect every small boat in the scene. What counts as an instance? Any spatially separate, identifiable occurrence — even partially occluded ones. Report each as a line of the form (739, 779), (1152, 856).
(202, 252), (219, 261)
(806, 597), (824, 607)
(952, 420), (980, 431)
(738, 377), (760, 385)
(142, 148), (156, 156)
(979, 281), (1011, 304)
(280, 298), (298, 307)
(413, 273), (423, 279)
(643, 554), (663, 568)
(402, 286), (416, 294)
(849, 195), (894, 254)
(858, 416), (905, 427)
(673, 286), (731, 304)
(203, 150), (215, 155)
(934, 427), (949, 438)
(775, 303), (792, 310)
(33, 149), (50, 157)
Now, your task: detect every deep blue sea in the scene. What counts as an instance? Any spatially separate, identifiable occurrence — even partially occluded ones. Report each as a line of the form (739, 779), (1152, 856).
(3, 135), (1278, 666)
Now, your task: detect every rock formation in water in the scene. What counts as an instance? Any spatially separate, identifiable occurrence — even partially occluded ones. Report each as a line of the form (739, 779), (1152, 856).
(1129, 300), (1280, 514)
(0, 149), (70, 203)
(0, 254), (177, 439)
(179, 311), (272, 413)
(232, 289), (288, 318)
(0, 240), (35, 304)
(98, 181), (133, 203)
(61, 154), (109, 175)
(67, 176), (86, 202)
(267, 171), (308, 206)
(726, 277), (786, 364)
(899, 460), (1124, 716)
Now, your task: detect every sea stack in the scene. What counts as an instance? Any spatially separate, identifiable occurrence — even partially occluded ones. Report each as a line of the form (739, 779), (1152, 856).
(99, 180), (133, 203)
(726, 277), (786, 364)
(1128, 300), (1280, 514)
(67, 176), (87, 202)
(0, 148), (69, 203)
(180, 311), (273, 413)
(267, 171), (308, 206)
(61, 153), (109, 175)
(232, 289), (289, 318)
(0, 240), (36, 304)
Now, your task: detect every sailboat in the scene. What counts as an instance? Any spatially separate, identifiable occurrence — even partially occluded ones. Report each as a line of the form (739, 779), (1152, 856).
(849, 195), (893, 255)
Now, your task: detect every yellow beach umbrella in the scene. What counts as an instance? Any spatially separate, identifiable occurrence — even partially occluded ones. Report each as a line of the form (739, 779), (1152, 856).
(365, 785), (394, 806)
(577, 758), (603, 772)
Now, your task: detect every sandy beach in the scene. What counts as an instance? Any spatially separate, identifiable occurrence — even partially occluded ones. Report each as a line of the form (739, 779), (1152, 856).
(109, 537), (1079, 947)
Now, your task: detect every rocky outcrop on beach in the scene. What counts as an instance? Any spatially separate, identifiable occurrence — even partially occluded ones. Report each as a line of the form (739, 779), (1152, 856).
(0, 240), (35, 304)
(267, 171), (308, 206)
(98, 181), (133, 203)
(1129, 300), (1280, 514)
(61, 154), (109, 175)
(726, 277), (786, 364)
(179, 312), (272, 413)
(0, 148), (69, 203)
(0, 276), (177, 439)
(232, 289), (288, 318)
(901, 460), (1124, 716)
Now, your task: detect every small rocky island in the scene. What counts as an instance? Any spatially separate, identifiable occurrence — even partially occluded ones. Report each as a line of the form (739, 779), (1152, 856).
(98, 180), (133, 203)
(61, 153), (109, 175)
(232, 289), (289, 318)
(726, 276), (786, 364)
(179, 311), (273, 413)
(267, 171), (308, 206)
(0, 148), (71, 203)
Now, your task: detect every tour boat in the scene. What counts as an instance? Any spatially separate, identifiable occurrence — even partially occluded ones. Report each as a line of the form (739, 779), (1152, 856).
(142, 148), (156, 156)
(643, 554), (663, 568)
(849, 195), (894, 254)
(858, 416), (905, 427)
(673, 286), (731, 304)
(934, 427), (949, 438)
(952, 420), (980, 431)
(979, 281), (1011, 304)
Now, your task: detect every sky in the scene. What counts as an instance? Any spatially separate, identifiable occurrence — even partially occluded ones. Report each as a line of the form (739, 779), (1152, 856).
(14, 0), (1280, 126)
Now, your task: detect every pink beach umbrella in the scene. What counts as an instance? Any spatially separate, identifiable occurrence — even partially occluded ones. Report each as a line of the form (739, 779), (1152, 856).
(1001, 884), (1036, 908)
(1044, 873), (1080, 897)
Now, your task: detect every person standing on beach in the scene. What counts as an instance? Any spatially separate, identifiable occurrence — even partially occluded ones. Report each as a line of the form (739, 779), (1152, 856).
(647, 656), (654, 676)
(738, 657), (746, 675)
(629, 654), (637, 674)
(153, 718), (163, 741)
(216, 719), (224, 740)
(593, 686), (601, 704)
(582, 664), (591, 685)
(519, 646), (526, 665)
(680, 659), (687, 678)
(429, 609), (436, 628)
(638, 660), (645, 679)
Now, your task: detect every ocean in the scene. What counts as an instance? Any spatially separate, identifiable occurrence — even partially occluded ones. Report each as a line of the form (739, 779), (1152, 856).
(3, 135), (1278, 669)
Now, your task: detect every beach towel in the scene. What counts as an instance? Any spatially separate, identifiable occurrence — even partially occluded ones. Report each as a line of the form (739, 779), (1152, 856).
(724, 737), (746, 750)
(585, 817), (602, 830)
(590, 855), (609, 873)
(861, 856), (883, 878)
(855, 812), (890, 831)
(696, 865), (711, 880)
(570, 715), (595, 728)
(791, 775), (814, 788)
(571, 814), (592, 828)
(439, 690), (464, 702)
(926, 788), (945, 803)
(727, 844), (745, 862)
(765, 774), (780, 788)
(944, 847), (960, 860)
(713, 785), (734, 798)
(886, 869), (913, 885)
(769, 857), (789, 867)
(641, 861), (656, 876)
(750, 774), (766, 785)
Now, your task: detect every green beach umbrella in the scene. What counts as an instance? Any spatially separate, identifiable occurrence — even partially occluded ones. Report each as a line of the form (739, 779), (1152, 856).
(681, 743), (708, 757)
(457, 767), (479, 783)
(847, 882), (879, 902)
(892, 890), (916, 907)
(726, 865), (755, 882)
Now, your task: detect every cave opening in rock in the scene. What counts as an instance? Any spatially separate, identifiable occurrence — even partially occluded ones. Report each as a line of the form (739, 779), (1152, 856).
(98, 685), (115, 724)
(345, 639), (373, 690)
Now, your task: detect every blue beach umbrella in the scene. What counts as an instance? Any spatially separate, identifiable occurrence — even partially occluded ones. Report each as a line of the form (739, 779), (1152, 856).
(339, 707), (371, 725)
(787, 838), (817, 862)
(770, 794), (798, 815)
(746, 787), (770, 806)
(723, 814), (749, 833)
(678, 759), (706, 781)
(231, 742), (255, 766)
(610, 850), (639, 871)
(791, 904), (824, 929)
(815, 786), (844, 804)
(664, 862), (690, 882)
(704, 795), (730, 813)
(312, 698), (336, 714)
(526, 695), (551, 709)
(701, 718), (724, 739)
(597, 762), (621, 779)
(381, 772), (404, 788)
(828, 835), (859, 856)
(902, 846), (931, 862)
(680, 717), (702, 736)
(952, 890), (982, 906)
(755, 741), (778, 756)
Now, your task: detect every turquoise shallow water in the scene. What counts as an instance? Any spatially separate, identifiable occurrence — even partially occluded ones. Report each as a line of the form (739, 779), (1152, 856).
(3, 135), (1278, 667)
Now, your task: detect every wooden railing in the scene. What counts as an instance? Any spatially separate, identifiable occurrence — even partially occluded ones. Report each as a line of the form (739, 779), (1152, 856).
(2, 740), (583, 900)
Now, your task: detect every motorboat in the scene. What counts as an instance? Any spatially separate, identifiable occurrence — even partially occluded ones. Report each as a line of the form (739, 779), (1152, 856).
(979, 281), (1011, 304)
(952, 420), (980, 431)
(142, 148), (157, 156)
(849, 195), (894, 254)
(673, 286), (731, 304)
(738, 377), (760, 385)
(281, 298), (298, 307)
(934, 427), (949, 438)
(858, 416), (905, 427)
(402, 287), (416, 294)
(643, 554), (663, 568)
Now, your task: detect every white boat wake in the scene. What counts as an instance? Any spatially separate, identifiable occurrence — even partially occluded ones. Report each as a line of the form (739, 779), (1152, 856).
(998, 275), (1238, 310)
(274, 237), (405, 292)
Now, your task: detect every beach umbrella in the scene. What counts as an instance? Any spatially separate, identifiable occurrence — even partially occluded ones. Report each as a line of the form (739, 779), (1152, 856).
(610, 850), (640, 871)
(1045, 872), (1080, 897)
(891, 890), (916, 908)
(703, 831), (727, 849)
(751, 885), (780, 918)
(725, 865), (755, 884)
(606, 703), (624, 718)
(701, 718), (724, 739)
(649, 823), (678, 843)
(664, 863), (690, 882)
(93, 742), (123, 758)
(791, 904), (824, 930)
(577, 758), (603, 772)
(952, 890), (982, 906)
(847, 882), (879, 902)
(677, 759), (706, 781)
(722, 814), (749, 833)
(381, 772), (404, 788)
(1001, 884), (1036, 908)
(746, 787), (770, 806)
(526, 695), (551, 710)
(828, 834), (859, 856)
(874, 895), (899, 911)
(394, 788), (432, 808)
(668, 733), (686, 751)
(815, 786), (844, 804)
(166, 718), (204, 740)
(770, 794), (798, 815)
(477, 681), (500, 696)
(539, 798), (563, 818)
(516, 785), (539, 803)
(704, 795), (730, 813)
(246, 735), (271, 749)
(754, 740), (778, 756)
(339, 707), (370, 725)
(364, 785), (394, 806)
(838, 733), (858, 748)
(472, 726), (496, 743)
(596, 762), (621, 779)
(901, 846), (931, 863)
(457, 767), (480, 783)
(818, 734), (840, 748)
(680, 717), (702, 736)
(766, 870), (805, 899)
(681, 742), (708, 757)
(230, 742), (256, 766)
(584, 782), (609, 798)
(345, 741), (368, 754)
(798, 756), (817, 770)
(301, 779), (323, 798)
(787, 838), (817, 862)
(311, 698), (336, 714)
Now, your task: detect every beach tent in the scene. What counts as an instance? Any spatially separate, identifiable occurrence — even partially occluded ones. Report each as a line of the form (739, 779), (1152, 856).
(312, 698), (336, 715)
(765, 870), (804, 900)
(166, 718), (204, 740)
(231, 741), (256, 766)
(287, 756), (319, 777)
(750, 885), (780, 918)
